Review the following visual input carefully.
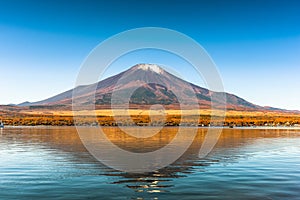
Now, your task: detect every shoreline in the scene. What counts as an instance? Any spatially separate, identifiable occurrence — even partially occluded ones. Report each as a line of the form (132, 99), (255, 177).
(1, 109), (300, 127)
(2, 125), (300, 130)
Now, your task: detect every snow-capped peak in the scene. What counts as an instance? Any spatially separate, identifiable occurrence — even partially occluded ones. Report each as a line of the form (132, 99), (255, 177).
(136, 64), (163, 74)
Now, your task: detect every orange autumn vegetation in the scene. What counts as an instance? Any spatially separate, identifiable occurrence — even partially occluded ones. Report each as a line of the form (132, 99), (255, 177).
(1, 109), (300, 126)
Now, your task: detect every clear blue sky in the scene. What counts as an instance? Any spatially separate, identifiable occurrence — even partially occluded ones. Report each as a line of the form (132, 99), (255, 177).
(0, 0), (299, 110)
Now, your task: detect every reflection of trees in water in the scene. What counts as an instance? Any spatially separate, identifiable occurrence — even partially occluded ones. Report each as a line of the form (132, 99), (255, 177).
(2, 127), (299, 194)
(98, 128), (300, 194)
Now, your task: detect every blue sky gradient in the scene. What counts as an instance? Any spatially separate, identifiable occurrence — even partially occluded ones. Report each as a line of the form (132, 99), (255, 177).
(0, 0), (299, 109)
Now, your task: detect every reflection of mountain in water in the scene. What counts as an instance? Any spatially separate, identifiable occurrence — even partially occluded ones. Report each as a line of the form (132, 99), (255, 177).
(1, 127), (298, 194)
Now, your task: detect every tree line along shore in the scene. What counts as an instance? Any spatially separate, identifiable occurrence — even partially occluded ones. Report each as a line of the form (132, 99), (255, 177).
(1, 112), (300, 127)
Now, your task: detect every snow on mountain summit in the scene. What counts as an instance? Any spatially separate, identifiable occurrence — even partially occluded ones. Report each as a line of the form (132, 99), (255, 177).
(136, 64), (163, 74)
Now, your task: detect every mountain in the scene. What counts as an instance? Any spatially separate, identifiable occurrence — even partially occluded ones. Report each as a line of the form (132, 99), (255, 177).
(19, 64), (282, 111)
(17, 101), (32, 106)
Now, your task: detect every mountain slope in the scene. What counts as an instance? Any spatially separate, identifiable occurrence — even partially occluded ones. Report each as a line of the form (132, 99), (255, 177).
(19, 64), (280, 111)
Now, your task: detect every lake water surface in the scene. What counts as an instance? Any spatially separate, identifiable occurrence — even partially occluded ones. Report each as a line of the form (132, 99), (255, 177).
(0, 127), (300, 199)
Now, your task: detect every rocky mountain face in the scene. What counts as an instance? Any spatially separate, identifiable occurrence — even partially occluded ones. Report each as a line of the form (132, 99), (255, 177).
(19, 64), (279, 111)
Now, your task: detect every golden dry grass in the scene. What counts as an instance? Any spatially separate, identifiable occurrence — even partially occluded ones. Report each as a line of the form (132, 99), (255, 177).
(22, 109), (299, 117)
(2, 108), (300, 126)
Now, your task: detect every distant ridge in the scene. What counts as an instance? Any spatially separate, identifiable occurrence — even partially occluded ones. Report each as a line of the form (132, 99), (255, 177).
(18, 101), (32, 107)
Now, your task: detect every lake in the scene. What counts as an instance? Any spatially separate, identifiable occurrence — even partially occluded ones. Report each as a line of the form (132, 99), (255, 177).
(0, 127), (300, 199)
